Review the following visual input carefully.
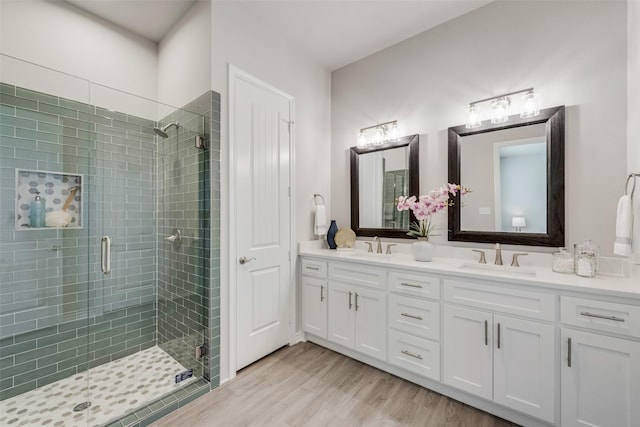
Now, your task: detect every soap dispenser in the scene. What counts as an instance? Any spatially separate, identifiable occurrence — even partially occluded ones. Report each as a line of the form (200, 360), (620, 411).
(30, 192), (45, 228)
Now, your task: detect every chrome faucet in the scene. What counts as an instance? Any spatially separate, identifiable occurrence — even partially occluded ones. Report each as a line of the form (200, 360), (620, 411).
(372, 236), (383, 254)
(494, 243), (503, 265)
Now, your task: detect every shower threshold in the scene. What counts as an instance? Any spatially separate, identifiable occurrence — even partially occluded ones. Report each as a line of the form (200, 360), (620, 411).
(0, 346), (196, 427)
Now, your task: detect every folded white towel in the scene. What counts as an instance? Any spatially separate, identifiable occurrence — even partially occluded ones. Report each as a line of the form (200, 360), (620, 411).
(314, 205), (328, 236)
(613, 195), (633, 257)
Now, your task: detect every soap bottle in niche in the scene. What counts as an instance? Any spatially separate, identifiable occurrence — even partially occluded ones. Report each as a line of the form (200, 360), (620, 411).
(30, 192), (46, 228)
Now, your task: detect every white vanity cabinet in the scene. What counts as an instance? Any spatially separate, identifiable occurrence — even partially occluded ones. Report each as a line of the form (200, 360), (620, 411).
(327, 262), (387, 361)
(387, 270), (441, 381)
(301, 259), (328, 339)
(560, 297), (640, 427)
(442, 279), (556, 423)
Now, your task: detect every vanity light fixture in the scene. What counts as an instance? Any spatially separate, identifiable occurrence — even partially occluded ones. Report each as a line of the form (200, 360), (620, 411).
(465, 88), (539, 129)
(357, 120), (399, 148)
(512, 216), (526, 232)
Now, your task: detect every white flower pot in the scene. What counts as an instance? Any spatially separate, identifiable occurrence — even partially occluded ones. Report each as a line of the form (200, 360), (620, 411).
(412, 238), (434, 262)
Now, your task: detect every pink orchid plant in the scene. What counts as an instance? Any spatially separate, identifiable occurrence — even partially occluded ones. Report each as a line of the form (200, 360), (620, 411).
(397, 183), (471, 239)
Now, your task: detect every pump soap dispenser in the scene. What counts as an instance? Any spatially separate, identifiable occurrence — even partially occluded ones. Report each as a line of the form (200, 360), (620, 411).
(30, 192), (46, 228)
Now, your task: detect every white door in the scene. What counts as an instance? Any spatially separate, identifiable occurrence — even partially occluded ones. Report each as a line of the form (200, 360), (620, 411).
(233, 69), (292, 370)
(494, 315), (555, 423)
(561, 328), (640, 427)
(443, 304), (493, 400)
(328, 282), (356, 348)
(301, 276), (327, 339)
(354, 286), (387, 360)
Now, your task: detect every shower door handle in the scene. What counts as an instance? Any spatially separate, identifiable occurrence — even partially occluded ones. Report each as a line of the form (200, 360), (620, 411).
(101, 236), (111, 275)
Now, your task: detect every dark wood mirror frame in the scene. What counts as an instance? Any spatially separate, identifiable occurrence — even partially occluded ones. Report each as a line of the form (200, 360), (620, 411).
(448, 105), (565, 247)
(351, 134), (419, 238)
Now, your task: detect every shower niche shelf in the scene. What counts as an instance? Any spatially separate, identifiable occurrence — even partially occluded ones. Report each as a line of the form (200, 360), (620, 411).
(15, 169), (83, 230)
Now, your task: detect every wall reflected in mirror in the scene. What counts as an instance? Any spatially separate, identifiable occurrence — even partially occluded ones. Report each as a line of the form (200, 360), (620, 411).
(358, 147), (410, 229)
(460, 123), (547, 233)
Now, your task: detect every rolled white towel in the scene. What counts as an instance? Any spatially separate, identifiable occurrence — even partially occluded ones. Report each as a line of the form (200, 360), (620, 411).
(314, 205), (328, 236)
(613, 194), (632, 257)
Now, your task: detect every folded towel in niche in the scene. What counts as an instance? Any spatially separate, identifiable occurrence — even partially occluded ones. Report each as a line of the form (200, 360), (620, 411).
(613, 194), (632, 257)
(314, 205), (328, 236)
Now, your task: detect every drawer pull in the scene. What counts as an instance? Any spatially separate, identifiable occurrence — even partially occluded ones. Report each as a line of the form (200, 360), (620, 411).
(401, 312), (423, 321)
(400, 282), (423, 289)
(306, 266), (320, 271)
(401, 349), (423, 360)
(580, 311), (625, 322)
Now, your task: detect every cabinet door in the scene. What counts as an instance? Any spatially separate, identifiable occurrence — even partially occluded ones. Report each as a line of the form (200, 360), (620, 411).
(561, 329), (640, 427)
(443, 304), (493, 400)
(354, 286), (386, 361)
(301, 276), (327, 339)
(327, 282), (355, 349)
(494, 315), (555, 423)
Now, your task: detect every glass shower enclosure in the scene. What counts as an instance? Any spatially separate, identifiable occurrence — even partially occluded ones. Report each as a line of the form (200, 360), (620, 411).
(0, 55), (213, 426)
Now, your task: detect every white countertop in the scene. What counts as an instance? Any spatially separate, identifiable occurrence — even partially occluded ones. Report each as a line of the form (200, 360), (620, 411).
(299, 241), (640, 300)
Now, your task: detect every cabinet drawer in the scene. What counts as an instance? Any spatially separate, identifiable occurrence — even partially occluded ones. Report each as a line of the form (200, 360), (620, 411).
(388, 294), (440, 341)
(329, 262), (385, 290)
(301, 259), (327, 279)
(443, 279), (556, 321)
(561, 296), (640, 338)
(388, 271), (440, 300)
(388, 330), (440, 381)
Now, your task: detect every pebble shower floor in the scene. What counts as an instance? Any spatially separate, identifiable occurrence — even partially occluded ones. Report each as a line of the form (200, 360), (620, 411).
(0, 346), (196, 426)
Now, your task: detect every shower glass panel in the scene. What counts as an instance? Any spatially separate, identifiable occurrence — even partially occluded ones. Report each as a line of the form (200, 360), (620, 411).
(1, 55), (211, 426)
(0, 56), (94, 425)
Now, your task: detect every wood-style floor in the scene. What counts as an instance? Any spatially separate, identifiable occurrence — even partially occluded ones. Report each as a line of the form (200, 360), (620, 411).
(151, 342), (519, 427)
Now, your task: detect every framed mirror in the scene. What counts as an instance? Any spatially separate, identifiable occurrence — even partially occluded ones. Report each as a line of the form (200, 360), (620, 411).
(448, 106), (565, 246)
(351, 134), (419, 238)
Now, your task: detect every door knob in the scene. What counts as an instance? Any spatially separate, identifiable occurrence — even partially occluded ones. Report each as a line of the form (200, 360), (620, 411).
(239, 256), (256, 265)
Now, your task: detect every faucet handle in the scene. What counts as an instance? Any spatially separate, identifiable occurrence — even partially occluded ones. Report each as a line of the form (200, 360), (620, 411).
(386, 243), (397, 254)
(472, 249), (487, 264)
(365, 242), (373, 253)
(511, 253), (528, 267)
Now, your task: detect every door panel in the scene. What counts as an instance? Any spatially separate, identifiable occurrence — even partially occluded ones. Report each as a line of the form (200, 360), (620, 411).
(234, 71), (291, 370)
(443, 304), (493, 399)
(561, 329), (640, 427)
(355, 287), (386, 360)
(328, 282), (355, 348)
(494, 315), (555, 423)
(301, 276), (327, 338)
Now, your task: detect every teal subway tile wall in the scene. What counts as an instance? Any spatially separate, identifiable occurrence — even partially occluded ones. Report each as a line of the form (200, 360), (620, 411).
(0, 82), (221, 410)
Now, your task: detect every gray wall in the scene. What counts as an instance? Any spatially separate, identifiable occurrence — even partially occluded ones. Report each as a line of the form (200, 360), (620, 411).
(331, 0), (628, 255)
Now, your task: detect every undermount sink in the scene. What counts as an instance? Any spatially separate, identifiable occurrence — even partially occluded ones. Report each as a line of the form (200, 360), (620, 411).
(458, 262), (537, 277)
(352, 251), (396, 259)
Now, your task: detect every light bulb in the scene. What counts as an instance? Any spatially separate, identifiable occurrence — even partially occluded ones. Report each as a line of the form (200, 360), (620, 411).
(357, 132), (368, 149)
(521, 91), (539, 118)
(466, 104), (481, 129)
(373, 127), (384, 146)
(490, 97), (510, 124)
(389, 122), (399, 140)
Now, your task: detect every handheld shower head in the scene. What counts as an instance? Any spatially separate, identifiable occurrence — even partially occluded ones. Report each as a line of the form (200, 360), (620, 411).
(153, 122), (180, 138)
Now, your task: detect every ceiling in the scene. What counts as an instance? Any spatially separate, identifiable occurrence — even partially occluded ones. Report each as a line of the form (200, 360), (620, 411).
(65, 0), (493, 70)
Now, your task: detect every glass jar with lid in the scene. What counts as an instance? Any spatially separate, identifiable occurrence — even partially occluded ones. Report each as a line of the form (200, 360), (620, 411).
(551, 247), (574, 273)
(574, 240), (599, 278)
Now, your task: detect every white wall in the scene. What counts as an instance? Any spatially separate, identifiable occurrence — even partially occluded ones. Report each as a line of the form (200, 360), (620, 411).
(331, 0), (628, 256)
(0, 0), (158, 112)
(212, 1), (332, 382)
(158, 0), (211, 109)
(629, 0), (640, 265)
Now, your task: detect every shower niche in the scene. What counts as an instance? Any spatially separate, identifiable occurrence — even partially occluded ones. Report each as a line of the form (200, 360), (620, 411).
(15, 169), (83, 230)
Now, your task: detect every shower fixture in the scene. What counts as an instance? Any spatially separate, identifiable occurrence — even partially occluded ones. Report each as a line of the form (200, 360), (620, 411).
(153, 122), (180, 138)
